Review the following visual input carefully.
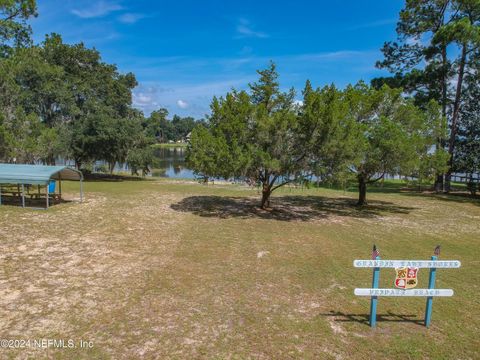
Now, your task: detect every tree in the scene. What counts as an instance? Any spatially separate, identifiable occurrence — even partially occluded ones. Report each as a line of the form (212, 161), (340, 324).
(415, 100), (450, 185)
(0, 13), (146, 170)
(454, 53), (480, 194)
(186, 125), (236, 182)
(39, 34), (139, 169)
(1, 46), (73, 126)
(345, 83), (435, 205)
(375, 0), (480, 191)
(0, 0), (37, 56)
(126, 147), (154, 176)
(143, 110), (199, 143)
(0, 114), (14, 159)
(67, 106), (146, 172)
(3, 107), (44, 163)
(299, 82), (358, 186)
(143, 108), (175, 142)
(188, 63), (311, 209)
(101, 114), (145, 173)
(172, 115), (196, 141)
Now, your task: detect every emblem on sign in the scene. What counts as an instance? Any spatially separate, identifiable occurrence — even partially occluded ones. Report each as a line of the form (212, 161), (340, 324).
(394, 267), (418, 289)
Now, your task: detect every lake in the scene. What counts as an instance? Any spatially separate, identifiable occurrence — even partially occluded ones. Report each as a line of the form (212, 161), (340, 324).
(56, 146), (196, 179)
(150, 146), (196, 179)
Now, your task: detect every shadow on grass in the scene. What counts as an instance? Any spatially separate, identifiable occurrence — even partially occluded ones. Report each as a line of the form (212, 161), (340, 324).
(399, 190), (480, 205)
(338, 182), (480, 206)
(170, 195), (415, 221)
(83, 173), (146, 182)
(371, 187), (480, 206)
(320, 310), (424, 326)
(0, 195), (72, 209)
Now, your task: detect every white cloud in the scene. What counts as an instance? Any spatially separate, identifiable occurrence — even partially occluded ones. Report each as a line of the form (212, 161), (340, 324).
(118, 13), (146, 24)
(71, 1), (123, 19)
(131, 78), (252, 117)
(134, 93), (152, 106)
(236, 18), (268, 39)
(132, 87), (166, 110)
(127, 49), (379, 117)
(177, 100), (189, 109)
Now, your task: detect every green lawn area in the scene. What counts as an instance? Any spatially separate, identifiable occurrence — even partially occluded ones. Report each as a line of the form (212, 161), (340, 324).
(152, 142), (188, 148)
(0, 179), (478, 359)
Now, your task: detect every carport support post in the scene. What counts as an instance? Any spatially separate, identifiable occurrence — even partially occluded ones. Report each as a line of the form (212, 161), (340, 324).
(80, 179), (83, 202)
(424, 255), (437, 327)
(59, 173), (62, 200)
(46, 182), (49, 209)
(369, 255), (380, 328)
(21, 184), (25, 208)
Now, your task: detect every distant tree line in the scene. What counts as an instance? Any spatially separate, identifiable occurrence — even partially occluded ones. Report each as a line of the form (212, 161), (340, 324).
(0, 1), (203, 176)
(143, 109), (204, 143)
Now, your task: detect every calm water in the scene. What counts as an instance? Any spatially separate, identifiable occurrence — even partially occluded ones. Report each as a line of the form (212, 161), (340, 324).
(150, 147), (195, 179)
(56, 146), (196, 179)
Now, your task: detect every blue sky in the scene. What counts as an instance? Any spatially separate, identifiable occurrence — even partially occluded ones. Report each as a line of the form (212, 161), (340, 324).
(30, 0), (404, 118)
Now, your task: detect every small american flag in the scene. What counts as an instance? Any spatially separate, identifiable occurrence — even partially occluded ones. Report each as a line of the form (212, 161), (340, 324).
(434, 245), (441, 256)
(372, 244), (380, 260)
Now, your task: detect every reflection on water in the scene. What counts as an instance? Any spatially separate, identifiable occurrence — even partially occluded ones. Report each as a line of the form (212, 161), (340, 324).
(57, 146), (196, 179)
(151, 146), (195, 179)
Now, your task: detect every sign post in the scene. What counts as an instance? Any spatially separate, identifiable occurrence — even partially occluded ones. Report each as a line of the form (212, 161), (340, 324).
(424, 255), (437, 327)
(369, 257), (380, 327)
(369, 245), (380, 327)
(354, 245), (460, 328)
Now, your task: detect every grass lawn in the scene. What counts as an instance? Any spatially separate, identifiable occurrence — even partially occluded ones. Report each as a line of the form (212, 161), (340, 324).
(0, 179), (479, 359)
(152, 143), (188, 149)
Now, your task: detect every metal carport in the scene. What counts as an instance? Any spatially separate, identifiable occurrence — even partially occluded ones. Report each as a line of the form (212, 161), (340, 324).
(0, 164), (83, 209)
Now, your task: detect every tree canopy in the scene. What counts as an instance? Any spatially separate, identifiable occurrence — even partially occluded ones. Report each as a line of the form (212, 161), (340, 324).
(143, 109), (198, 143)
(187, 63), (442, 207)
(344, 83), (446, 204)
(375, 0), (480, 191)
(188, 63), (309, 208)
(0, 0), (37, 56)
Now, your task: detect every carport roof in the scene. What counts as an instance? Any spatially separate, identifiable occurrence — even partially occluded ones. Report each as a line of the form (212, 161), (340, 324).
(0, 164), (83, 185)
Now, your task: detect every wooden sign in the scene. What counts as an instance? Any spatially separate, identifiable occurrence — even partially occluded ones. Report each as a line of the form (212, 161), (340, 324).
(353, 260), (461, 268)
(354, 288), (454, 297)
(353, 245), (460, 328)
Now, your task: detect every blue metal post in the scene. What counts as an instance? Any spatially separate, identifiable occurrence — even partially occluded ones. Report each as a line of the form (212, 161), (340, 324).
(425, 255), (437, 327)
(369, 255), (380, 327)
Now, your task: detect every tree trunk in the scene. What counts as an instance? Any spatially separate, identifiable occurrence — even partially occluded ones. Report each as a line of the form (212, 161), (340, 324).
(260, 188), (271, 209)
(109, 161), (116, 174)
(435, 44), (448, 193)
(441, 45), (448, 119)
(260, 171), (272, 209)
(445, 44), (467, 192)
(434, 173), (444, 193)
(259, 170), (272, 209)
(357, 175), (367, 206)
